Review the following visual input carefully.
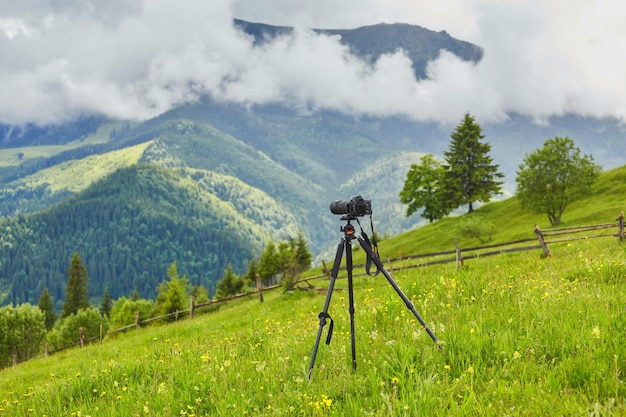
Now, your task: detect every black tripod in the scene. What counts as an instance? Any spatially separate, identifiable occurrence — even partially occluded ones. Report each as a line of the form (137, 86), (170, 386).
(307, 216), (439, 379)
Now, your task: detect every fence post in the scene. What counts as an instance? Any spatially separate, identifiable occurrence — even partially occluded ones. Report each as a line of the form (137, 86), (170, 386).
(190, 295), (195, 319)
(12, 354), (16, 366)
(455, 238), (464, 271)
(619, 211), (624, 242)
(79, 327), (85, 348)
(535, 224), (552, 257)
(256, 273), (264, 303)
(322, 260), (330, 279)
(45, 343), (49, 356)
(135, 311), (140, 329)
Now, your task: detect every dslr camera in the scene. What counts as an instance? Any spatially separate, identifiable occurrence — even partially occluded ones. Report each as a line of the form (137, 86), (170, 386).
(330, 195), (372, 217)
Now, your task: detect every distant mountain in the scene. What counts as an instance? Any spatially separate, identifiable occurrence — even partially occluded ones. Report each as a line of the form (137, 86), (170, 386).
(234, 20), (483, 79)
(0, 20), (625, 308)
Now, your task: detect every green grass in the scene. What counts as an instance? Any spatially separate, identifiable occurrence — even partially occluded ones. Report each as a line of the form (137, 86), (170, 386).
(1, 236), (625, 415)
(1, 166), (625, 416)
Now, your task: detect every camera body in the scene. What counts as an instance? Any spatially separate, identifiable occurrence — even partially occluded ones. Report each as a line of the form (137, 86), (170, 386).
(330, 195), (372, 217)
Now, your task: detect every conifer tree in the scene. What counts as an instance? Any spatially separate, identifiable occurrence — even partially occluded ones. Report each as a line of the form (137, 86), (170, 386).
(154, 262), (190, 321)
(37, 288), (57, 331)
(244, 259), (259, 286)
(61, 252), (90, 318)
(443, 113), (504, 213)
(257, 241), (279, 286)
(99, 288), (112, 318)
(215, 264), (245, 299)
(294, 230), (313, 273)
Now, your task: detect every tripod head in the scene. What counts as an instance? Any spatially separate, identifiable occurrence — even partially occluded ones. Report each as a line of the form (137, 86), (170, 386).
(339, 216), (357, 238)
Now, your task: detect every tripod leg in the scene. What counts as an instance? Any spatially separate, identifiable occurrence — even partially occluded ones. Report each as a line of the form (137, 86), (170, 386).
(357, 236), (439, 344)
(346, 238), (357, 371)
(308, 237), (345, 379)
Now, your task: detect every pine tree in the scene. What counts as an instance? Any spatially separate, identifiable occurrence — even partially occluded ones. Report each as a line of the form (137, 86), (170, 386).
(294, 230), (312, 273)
(244, 259), (259, 286)
(99, 288), (112, 318)
(154, 262), (190, 321)
(61, 252), (90, 318)
(37, 287), (57, 331)
(443, 113), (504, 213)
(257, 241), (279, 286)
(215, 264), (245, 299)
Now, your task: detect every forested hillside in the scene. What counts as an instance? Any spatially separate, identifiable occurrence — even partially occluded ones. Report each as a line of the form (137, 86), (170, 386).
(0, 165), (270, 308)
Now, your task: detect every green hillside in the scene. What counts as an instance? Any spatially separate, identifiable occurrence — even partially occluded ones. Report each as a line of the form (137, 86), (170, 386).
(0, 164), (272, 307)
(0, 167), (624, 416)
(0, 141), (150, 216)
(380, 163), (626, 256)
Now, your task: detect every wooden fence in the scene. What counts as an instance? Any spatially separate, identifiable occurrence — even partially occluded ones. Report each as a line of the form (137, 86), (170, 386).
(305, 211), (625, 280)
(40, 212), (624, 359)
(534, 211), (624, 257)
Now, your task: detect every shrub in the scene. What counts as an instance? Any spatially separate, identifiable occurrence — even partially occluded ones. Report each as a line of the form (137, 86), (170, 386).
(47, 307), (109, 350)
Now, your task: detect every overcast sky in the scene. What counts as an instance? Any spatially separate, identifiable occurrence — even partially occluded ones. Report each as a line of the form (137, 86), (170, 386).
(0, 0), (624, 126)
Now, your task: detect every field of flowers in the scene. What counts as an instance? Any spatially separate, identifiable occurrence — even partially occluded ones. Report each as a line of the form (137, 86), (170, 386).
(1, 237), (624, 416)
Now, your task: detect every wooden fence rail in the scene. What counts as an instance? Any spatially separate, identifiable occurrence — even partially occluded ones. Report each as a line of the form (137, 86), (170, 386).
(535, 211), (624, 257)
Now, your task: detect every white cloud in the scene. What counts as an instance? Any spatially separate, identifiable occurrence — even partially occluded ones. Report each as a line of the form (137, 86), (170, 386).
(0, 0), (625, 126)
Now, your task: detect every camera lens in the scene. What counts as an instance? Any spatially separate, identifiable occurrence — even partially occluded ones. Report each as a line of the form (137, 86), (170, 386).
(330, 200), (349, 215)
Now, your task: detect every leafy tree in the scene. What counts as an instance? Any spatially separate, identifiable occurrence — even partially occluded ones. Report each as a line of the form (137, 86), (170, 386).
(61, 252), (90, 318)
(38, 288), (58, 331)
(215, 264), (245, 299)
(47, 307), (109, 350)
(109, 297), (154, 329)
(99, 288), (112, 318)
(443, 113), (504, 213)
(399, 154), (452, 222)
(516, 136), (601, 225)
(0, 304), (46, 368)
(153, 262), (190, 321)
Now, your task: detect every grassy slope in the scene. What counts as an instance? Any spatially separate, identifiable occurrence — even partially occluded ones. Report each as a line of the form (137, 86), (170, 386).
(1, 167), (625, 416)
(374, 164), (626, 261)
(10, 141), (152, 193)
(0, 123), (122, 167)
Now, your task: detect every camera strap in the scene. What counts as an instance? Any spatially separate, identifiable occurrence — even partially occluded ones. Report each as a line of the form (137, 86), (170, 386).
(319, 312), (334, 345)
(357, 216), (380, 276)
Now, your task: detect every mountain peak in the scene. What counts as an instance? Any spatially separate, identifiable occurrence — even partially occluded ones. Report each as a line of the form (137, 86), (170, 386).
(233, 19), (483, 79)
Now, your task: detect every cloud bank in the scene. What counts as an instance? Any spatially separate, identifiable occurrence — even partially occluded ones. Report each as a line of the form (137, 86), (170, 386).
(0, 0), (625, 126)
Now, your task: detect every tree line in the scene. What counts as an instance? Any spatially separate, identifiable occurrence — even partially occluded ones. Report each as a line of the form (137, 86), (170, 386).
(400, 113), (601, 227)
(0, 232), (312, 369)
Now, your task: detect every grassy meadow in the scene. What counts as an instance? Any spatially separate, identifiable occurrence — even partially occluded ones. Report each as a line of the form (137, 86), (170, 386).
(1, 166), (625, 416)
